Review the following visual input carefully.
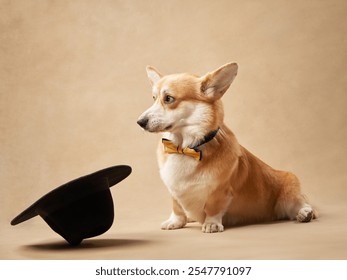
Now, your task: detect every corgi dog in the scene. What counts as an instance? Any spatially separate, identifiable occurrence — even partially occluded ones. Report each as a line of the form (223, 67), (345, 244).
(137, 62), (315, 233)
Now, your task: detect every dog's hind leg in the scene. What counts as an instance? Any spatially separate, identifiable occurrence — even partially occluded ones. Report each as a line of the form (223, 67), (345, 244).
(296, 202), (315, 222)
(275, 172), (316, 223)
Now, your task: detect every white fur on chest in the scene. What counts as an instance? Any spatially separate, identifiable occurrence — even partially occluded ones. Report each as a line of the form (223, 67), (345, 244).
(159, 154), (216, 222)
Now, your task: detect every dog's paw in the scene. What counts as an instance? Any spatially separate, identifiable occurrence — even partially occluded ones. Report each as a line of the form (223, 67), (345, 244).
(202, 223), (224, 233)
(296, 206), (314, 223)
(161, 215), (186, 230)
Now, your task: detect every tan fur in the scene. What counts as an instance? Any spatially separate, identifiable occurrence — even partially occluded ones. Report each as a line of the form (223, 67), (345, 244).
(138, 62), (315, 233)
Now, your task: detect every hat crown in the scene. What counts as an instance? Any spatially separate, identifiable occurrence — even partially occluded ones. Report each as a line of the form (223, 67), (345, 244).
(11, 165), (132, 245)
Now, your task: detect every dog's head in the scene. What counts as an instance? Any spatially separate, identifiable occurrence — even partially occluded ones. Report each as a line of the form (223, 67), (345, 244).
(137, 62), (238, 136)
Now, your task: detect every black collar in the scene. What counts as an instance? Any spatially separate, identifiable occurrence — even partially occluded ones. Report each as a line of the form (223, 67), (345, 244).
(190, 128), (220, 149)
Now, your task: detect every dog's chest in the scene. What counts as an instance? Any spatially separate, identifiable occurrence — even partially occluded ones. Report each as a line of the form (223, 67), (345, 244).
(159, 155), (216, 219)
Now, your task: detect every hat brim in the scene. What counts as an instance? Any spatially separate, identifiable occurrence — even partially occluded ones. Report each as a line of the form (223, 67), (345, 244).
(11, 165), (132, 226)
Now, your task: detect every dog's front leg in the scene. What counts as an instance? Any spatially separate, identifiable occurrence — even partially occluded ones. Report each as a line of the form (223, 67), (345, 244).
(203, 187), (232, 233)
(161, 198), (187, 230)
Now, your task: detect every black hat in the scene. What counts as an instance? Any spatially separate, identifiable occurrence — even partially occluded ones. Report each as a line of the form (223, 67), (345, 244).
(11, 165), (132, 246)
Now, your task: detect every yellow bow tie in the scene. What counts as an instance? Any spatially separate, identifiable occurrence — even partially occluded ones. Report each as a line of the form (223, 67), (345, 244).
(162, 138), (202, 161)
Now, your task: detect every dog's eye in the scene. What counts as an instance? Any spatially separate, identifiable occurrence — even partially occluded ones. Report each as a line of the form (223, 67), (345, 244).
(164, 95), (175, 104)
(152, 95), (156, 101)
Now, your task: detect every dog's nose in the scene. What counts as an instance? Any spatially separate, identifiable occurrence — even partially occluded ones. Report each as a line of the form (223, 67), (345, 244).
(137, 118), (148, 129)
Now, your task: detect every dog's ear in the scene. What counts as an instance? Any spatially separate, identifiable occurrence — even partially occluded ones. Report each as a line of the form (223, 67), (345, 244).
(146, 66), (163, 86)
(200, 63), (238, 100)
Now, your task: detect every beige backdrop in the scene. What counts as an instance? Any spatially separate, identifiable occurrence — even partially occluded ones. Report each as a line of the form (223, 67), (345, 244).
(1, 0), (347, 259)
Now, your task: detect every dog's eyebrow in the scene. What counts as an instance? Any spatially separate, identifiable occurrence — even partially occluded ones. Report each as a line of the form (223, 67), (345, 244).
(161, 88), (169, 95)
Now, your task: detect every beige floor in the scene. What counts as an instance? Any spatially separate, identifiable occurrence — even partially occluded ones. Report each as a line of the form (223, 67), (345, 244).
(1, 202), (347, 260)
(1, 0), (347, 260)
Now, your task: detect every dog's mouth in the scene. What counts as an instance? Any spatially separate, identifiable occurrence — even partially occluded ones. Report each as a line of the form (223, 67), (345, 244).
(164, 124), (173, 130)
(146, 124), (173, 133)
(156, 124), (173, 133)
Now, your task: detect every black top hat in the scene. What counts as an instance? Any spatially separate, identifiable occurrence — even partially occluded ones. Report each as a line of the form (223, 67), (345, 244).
(11, 165), (132, 246)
